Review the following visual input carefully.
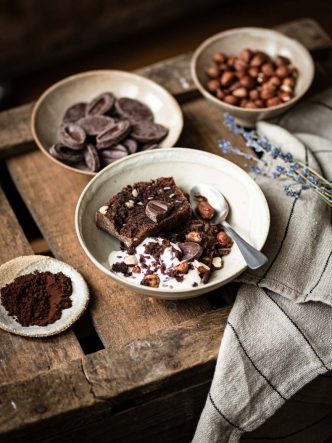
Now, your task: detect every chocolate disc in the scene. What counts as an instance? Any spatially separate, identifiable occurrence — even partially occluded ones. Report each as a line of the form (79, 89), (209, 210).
(179, 242), (203, 262)
(62, 102), (87, 123)
(115, 97), (154, 124)
(86, 92), (115, 116)
(84, 144), (100, 172)
(77, 115), (114, 136)
(49, 144), (84, 165)
(96, 120), (131, 149)
(145, 200), (170, 223)
(100, 148), (128, 160)
(131, 122), (168, 143)
(58, 123), (86, 150)
(123, 138), (138, 154)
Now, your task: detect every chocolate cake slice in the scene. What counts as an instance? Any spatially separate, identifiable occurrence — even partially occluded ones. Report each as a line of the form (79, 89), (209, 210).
(96, 177), (191, 247)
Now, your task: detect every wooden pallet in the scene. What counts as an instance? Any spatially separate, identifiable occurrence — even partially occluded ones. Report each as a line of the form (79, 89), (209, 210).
(0, 18), (331, 443)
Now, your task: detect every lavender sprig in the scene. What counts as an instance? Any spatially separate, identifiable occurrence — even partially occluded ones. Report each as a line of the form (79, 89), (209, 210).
(220, 114), (332, 207)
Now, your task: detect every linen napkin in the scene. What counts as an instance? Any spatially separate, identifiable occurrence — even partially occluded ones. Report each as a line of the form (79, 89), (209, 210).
(192, 89), (332, 443)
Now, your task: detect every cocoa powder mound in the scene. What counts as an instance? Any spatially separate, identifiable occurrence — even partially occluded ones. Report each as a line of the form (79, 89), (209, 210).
(0, 271), (72, 327)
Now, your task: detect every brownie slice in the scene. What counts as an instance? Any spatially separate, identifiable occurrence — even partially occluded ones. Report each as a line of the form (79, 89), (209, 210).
(96, 177), (191, 247)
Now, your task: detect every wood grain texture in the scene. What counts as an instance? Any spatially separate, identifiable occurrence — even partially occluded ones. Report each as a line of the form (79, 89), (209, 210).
(0, 188), (82, 384)
(7, 151), (213, 348)
(0, 306), (230, 441)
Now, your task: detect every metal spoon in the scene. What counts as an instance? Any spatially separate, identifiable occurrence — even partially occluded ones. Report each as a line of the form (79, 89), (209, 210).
(190, 184), (268, 270)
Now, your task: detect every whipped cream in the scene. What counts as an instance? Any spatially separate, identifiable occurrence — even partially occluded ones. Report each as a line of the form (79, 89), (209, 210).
(109, 237), (209, 289)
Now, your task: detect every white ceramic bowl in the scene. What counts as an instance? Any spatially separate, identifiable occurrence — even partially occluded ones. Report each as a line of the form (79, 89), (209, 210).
(191, 27), (314, 126)
(31, 70), (183, 175)
(75, 148), (270, 299)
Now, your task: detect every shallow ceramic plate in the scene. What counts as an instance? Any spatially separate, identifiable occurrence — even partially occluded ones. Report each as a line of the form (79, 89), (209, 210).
(0, 255), (89, 337)
(31, 70), (183, 175)
(75, 148), (270, 299)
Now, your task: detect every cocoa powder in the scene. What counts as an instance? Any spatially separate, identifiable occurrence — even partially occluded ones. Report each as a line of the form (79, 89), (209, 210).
(0, 271), (72, 327)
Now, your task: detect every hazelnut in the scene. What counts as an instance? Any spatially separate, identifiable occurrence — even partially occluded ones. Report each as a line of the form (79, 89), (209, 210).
(197, 200), (215, 220)
(254, 99), (265, 108)
(279, 90), (292, 102)
(266, 97), (282, 107)
(232, 87), (248, 98)
(274, 55), (290, 66)
(221, 71), (236, 86)
(248, 67), (259, 78)
(250, 53), (266, 67)
(216, 89), (225, 100)
(213, 52), (226, 64)
(218, 247), (232, 256)
(240, 99), (248, 107)
(212, 256), (223, 269)
(132, 265), (141, 273)
(141, 274), (160, 288)
(186, 231), (202, 242)
(174, 261), (189, 274)
(249, 89), (259, 100)
(217, 231), (232, 247)
(124, 255), (138, 266)
(223, 95), (238, 106)
(197, 264), (210, 274)
(227, 55), (236, 67)
(229, 81), (241, 92)
(275, 66), (289, 78)
(283, 77), (296, 88)
(240, 75), (255, 89)
(269, 76), (282, 87)
(239, 48), (253, 63)
(234, 59), (247, 72)
(244, 101), (257, 109)
(207, 80), (220, 93)
(261, 62), (275, 77)
(206, 66), (220, 78)
(99, 205), (108, 215)
(280, 84), (293, 93)
(260, 88), (275, 100)
(132, 188), (138, 198)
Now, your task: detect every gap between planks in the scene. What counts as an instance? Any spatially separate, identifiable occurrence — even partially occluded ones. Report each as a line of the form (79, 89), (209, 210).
(0, 305), (230, 439)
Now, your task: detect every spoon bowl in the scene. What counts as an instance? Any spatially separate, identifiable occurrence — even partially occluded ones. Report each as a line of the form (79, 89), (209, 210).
(190, 183), (268, 269)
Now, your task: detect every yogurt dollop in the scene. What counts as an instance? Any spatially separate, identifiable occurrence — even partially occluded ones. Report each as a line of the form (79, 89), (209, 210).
(109, 237), (209, 289)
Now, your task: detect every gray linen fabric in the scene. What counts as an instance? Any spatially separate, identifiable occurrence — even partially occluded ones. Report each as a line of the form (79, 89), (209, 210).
(192, 89), (332, 443)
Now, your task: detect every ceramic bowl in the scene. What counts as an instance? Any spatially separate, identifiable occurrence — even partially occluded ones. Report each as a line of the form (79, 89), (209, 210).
(75, 148), (270, 300)
(191, 27), (314, 126)
(31, 70), (183, 176)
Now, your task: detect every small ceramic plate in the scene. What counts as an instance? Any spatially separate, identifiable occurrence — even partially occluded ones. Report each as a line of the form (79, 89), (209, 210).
(31, 70), (184, 175)
(0, 255), (89, 337)
(75, 148), (270, 299)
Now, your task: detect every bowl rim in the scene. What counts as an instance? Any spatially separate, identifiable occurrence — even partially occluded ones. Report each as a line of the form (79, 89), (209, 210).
(191, 26), (315, 114)
(75, 147), (270, 295)
(31, 69), (184, 176)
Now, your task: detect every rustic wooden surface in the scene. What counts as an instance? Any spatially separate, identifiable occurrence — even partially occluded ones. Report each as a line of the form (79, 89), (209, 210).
(0, 188), (82, 384)
(0, 307), (230, 442)
(0, 17), (331, 443)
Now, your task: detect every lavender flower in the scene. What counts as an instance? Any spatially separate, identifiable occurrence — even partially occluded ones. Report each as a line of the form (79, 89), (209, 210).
(220, 114), (332, 207)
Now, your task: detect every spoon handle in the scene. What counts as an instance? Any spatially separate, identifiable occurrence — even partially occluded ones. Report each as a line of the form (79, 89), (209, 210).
(221, 221), (268, 270)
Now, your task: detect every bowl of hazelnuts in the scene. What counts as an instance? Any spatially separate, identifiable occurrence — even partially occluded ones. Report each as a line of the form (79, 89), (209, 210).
(191, 27), (314, 126)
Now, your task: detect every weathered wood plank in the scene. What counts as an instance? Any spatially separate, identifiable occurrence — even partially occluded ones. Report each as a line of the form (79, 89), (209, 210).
(0, 19), (331, 160)
(7, 145), (214, 348)
(0, 188), (83, 384)
(0, 306), (230, 441)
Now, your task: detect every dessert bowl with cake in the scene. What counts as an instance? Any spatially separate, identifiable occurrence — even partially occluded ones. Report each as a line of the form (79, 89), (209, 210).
(75, 148), (270, 300)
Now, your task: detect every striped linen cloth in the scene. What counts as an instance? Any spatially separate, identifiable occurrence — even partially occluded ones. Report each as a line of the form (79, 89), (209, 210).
(192, 89), (332, 443)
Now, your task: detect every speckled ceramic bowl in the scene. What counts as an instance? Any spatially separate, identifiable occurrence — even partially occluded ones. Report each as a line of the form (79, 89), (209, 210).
(75, 148), (270, 300)
(31, 70), (183, 176)
(191, 27), (314, 126)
